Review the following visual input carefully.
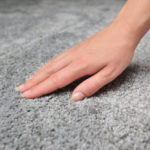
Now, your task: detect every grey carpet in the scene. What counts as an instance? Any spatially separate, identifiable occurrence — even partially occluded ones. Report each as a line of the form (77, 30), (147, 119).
(0, 0), (150, 150)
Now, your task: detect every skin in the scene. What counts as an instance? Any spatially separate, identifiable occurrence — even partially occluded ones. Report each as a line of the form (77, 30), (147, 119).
(16, 0), (150, 102)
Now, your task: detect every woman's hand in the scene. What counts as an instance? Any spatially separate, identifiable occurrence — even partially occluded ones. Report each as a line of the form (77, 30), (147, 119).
(15, 0), (150, 102)
(16, 23), (137, 102)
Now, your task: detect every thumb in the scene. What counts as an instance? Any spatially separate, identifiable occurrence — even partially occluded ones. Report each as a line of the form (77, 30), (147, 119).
(71, 66), (116, 102)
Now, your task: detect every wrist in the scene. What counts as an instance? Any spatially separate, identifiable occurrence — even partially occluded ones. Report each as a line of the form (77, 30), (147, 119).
(110, 0), (150, 44)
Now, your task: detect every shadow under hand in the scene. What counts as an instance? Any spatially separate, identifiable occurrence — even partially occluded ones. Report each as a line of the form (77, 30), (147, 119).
(44, 63), (143, 99)
(92, 63), (143, 98)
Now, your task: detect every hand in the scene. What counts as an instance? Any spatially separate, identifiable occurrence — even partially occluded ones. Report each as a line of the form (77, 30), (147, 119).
(16, 23), (137, 102)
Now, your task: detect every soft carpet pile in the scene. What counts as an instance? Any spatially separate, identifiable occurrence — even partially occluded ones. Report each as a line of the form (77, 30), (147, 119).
(0, 0), (150, 149)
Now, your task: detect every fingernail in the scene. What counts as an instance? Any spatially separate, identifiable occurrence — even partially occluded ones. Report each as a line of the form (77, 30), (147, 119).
(15, 84), (24, 92)
(22, 90), (31, 98)
(72, 92), (85, 102)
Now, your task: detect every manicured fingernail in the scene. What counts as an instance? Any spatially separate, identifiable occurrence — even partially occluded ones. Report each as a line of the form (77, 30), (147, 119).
(15, 84), (24, 92)
(72, 92), (85, 102)
(22, 90), (31, 98)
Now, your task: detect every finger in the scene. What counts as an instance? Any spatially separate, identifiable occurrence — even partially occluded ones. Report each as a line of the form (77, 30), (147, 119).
(72, 65), (117, 102)
(42, 47), (74, 69)
(16, 48), (73, 93)
(21, 60), (92, 99)
(31, 47), (74, 78)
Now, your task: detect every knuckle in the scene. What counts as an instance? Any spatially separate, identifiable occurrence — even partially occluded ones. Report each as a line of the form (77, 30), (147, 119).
(103, 65), (116, 80)
(83, 81), (98, 96)
(50, 74), (60, 89)
(93, 81), (101, 90)
(83, 84), (93, 96)
(74, 56), (89, 70)
(75, 57), (85, 66)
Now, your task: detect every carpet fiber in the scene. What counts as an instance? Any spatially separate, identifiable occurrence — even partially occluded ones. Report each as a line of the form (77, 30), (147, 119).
(0, 0), (150, 149)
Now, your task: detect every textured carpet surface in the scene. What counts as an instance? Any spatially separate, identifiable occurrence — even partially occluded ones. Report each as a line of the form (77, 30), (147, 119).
(0, 0), (150, 150)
